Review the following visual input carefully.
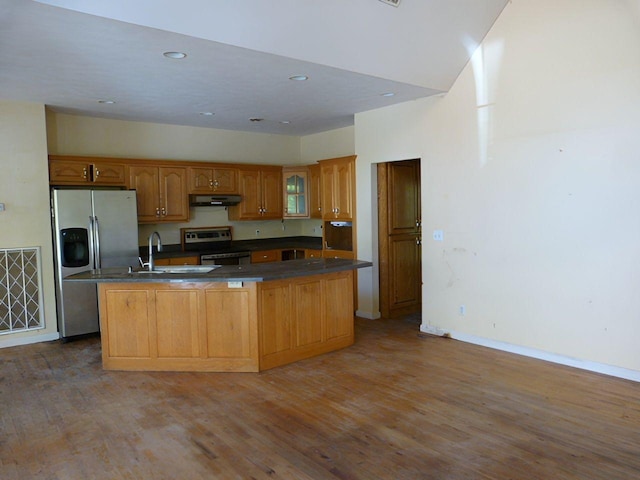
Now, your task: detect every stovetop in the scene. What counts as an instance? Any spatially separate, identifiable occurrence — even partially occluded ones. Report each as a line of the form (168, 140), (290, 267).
(182, 226), (233, 252)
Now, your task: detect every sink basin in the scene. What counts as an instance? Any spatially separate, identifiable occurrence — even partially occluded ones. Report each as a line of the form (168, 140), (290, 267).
(136, 265), (220, 274)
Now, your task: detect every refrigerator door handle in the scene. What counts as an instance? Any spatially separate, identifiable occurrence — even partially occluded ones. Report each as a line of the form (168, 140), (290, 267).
(93, 215), (102, 269)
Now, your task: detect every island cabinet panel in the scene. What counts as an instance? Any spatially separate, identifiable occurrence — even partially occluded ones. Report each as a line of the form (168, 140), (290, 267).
(98, 282), (259, 372)
(104, 289), (153, 359)
(325, 273), (354, 340)
(293, 279), (323, 348)
(258, 270), (354, 371)
(155, 290), (200, 358)
(204, 289), (252, 358)
(258, 283), (291, 356)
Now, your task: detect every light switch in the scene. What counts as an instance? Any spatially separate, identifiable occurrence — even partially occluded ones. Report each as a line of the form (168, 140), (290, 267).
(433, 230), (444, 242)
(0, 203), (5, 212)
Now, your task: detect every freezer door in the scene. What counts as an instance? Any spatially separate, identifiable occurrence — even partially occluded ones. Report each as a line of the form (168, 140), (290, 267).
(91, 190), (140, 268)
(51, 189), (99, 337)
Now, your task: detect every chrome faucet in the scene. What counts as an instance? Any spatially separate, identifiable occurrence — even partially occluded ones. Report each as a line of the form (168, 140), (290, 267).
(147, 231), (162, 271)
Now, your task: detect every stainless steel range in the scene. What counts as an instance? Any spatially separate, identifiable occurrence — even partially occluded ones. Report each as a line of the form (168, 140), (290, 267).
(182, 226), (251, 265)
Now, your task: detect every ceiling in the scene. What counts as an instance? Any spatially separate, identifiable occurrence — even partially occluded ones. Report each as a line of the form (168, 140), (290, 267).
(0, 0), (508, 136)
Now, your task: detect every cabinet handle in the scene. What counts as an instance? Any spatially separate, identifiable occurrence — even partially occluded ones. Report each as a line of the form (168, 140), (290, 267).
(416, 220), (421, 227)
(161, 207), (166, 216)
(213, 180), (219, 188)
(155, 207), (160, 217)
(82, 167), (88, 179)
(95, 169), (100, 178)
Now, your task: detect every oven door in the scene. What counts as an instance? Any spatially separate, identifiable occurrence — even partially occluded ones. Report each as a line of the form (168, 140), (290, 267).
(201, 252), (251, 265)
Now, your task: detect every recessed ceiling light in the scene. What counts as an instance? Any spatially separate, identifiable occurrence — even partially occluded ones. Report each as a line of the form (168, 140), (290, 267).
(249, 118), (264, 122)
(98, 100), (115, 104)
(163, 51), (187, 59)
(381, 92), (395, 97)
(280, 121), (291, 125)
(289, 75), (308, 81)
(199, 112), (214, 116)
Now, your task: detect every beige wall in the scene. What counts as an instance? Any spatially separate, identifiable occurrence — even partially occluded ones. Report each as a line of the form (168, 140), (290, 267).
(47, 112), (323, 243)
(355, 0), (640, 373)
(300, 126), (355, 163)
(47, 112), (301, 164)
(0, 101), (58, 347)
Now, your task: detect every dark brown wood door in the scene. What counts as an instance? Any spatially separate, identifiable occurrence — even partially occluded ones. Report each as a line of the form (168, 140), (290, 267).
(378, 159), (422, 318)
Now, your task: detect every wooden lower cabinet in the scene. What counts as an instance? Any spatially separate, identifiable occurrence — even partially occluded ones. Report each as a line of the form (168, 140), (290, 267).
(97, 270), (354, 372)
(99, 282), (259, 372)
(153, 256), (200, 266)
(251, 249), (281, 263)
(258, 270), (354, 370)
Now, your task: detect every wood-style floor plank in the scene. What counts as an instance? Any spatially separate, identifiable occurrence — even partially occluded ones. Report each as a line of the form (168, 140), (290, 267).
(1, 318), (639, 479)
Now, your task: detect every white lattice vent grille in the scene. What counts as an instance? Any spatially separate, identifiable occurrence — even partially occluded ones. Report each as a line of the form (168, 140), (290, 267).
(0, 247), (44, 335)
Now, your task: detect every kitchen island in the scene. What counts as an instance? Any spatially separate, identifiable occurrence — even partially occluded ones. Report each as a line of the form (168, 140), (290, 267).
(67, 258), (371, 372)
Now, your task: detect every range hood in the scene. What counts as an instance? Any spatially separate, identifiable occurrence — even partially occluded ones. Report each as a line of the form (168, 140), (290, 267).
(189, 194), (242, 206)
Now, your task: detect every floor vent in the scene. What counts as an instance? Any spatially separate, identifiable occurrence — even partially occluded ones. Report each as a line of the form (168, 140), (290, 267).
(0, 247), (44, 335)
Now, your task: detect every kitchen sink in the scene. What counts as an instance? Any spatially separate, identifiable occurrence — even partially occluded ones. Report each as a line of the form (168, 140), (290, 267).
(136, 265), (220, 274)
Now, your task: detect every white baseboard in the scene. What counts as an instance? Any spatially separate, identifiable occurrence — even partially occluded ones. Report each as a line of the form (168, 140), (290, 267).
(0, 332), (60, 349)
(420, 325), (640, 383)
(356, 310), (381, 320)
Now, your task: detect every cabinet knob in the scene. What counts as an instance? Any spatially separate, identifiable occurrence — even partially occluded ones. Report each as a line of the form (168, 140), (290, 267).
(82, 168), (88, 179)
(95, 169), (100, 177)
(161, 207), (166, 216)
(155, 208), (160, 216)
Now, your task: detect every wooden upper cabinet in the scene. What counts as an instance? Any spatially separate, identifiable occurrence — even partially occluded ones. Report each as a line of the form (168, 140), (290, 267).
(49, 156), (126, 186)
(283, 167), (309, 218)
(228, 166), (282, 220)
(308, 163), (322, 219)
(188, 166), (238, 194)
(129, 165), (188, 223)
(320, 155), (355, 220)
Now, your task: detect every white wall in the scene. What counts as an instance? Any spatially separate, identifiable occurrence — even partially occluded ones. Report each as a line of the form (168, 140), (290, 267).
(355, 0), (640, 373)
(0, 101), (59, 347)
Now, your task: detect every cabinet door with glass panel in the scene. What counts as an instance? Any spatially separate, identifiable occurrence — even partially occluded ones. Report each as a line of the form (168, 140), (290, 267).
(283, 168), (309, 218)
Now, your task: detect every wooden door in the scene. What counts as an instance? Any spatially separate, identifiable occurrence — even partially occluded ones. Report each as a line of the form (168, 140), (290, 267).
(309, 164), (322, 219)
(93, 162), (127, 186)
(260, 168), (283, 219)
(320, 163), (336, 219)
(234, 168), (261, 219)
(388, 160), (420, 234)
(211, 167), (237, 193)
(334, 159), (354, 220)
(378, 159), (422, 318)
(129, 165), (160, 222)
(159, 167), (188, 222)
(189, 167), (213, 193)
(389, 234), (421, 308)
(49, 159), (90, 184)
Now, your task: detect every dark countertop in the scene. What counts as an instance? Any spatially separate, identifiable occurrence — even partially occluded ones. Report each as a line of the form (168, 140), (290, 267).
(142, 235), (323, 259)
(65, 258), (371, 283)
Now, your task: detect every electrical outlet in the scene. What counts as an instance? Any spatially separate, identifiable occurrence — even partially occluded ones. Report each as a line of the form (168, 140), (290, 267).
(459, 305), (466, 316)
(433, 230), (444, 242)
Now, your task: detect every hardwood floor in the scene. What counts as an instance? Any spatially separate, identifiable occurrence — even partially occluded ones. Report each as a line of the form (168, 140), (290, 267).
(1, 318), (639, 479)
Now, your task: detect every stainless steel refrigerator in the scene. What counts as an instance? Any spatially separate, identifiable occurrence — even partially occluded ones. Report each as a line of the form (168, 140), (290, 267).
(51, 189), (139, 338)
